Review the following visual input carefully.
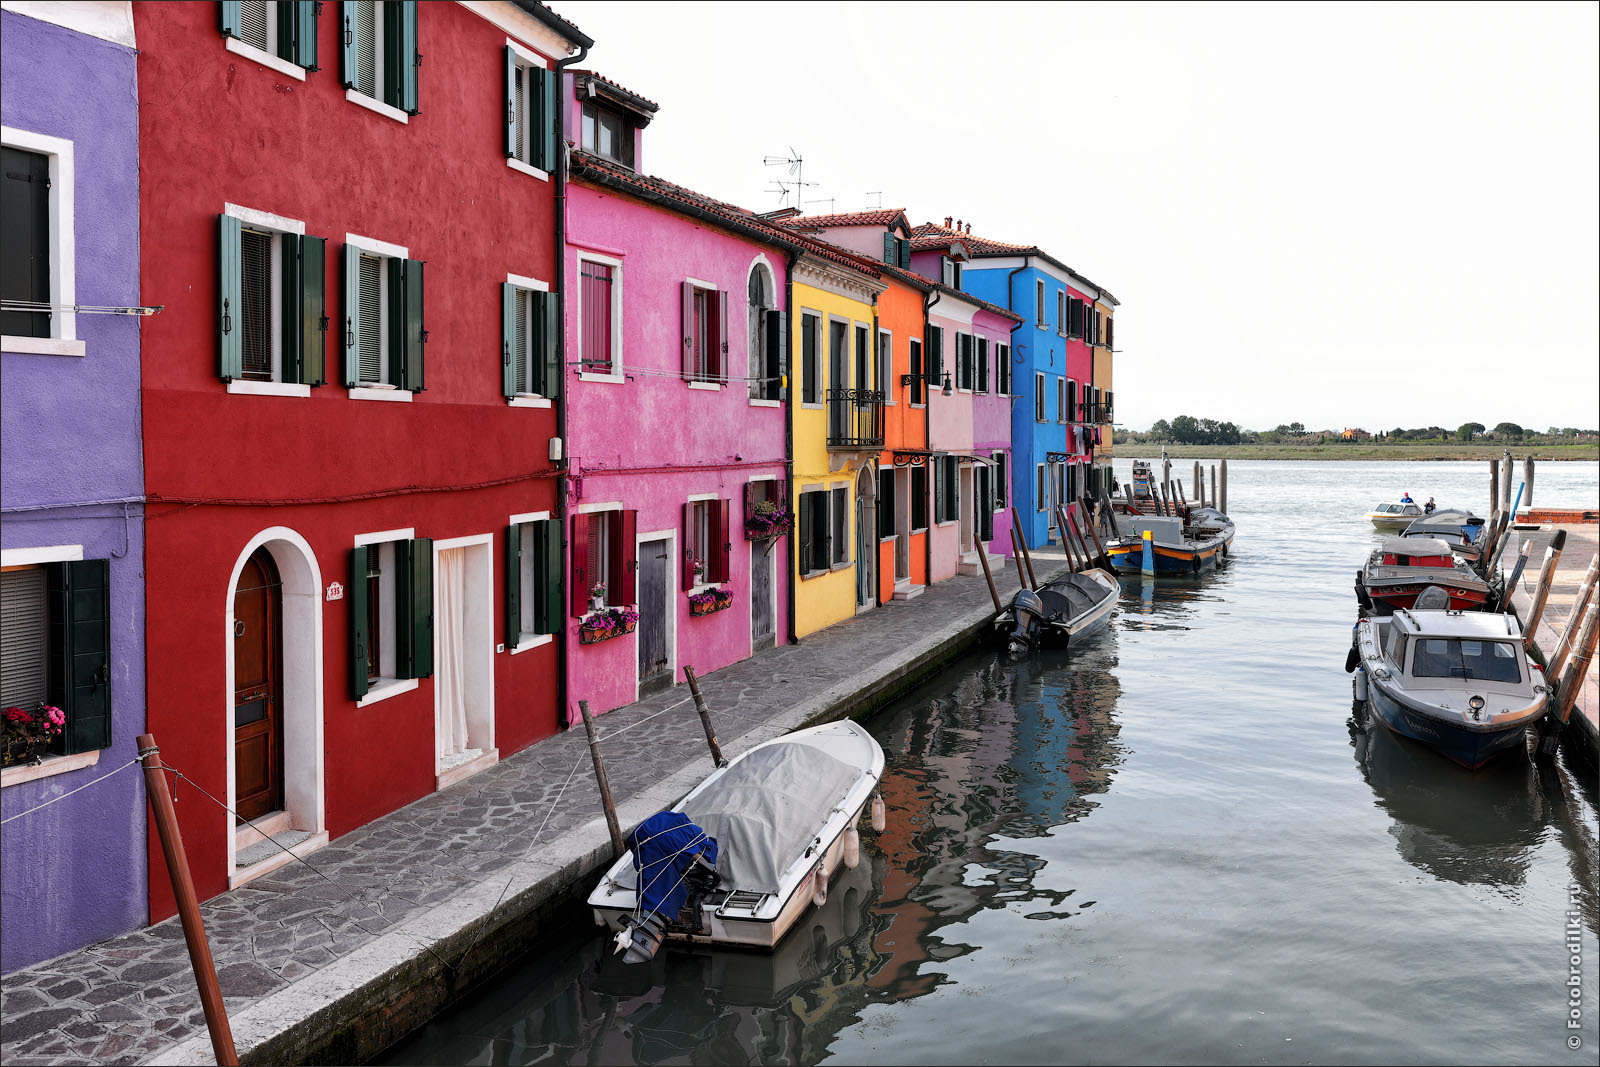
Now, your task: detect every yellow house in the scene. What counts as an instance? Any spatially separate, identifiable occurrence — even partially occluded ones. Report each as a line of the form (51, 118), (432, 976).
(789, 250), (886, 637)
(1092, 295), (1118, 494)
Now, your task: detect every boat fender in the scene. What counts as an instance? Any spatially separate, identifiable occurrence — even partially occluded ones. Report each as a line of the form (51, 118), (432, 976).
(843, 825), (861, 869)
(812, 864), (828, 907)
(870, 793), (886, 832)
(1344, 643), (1360, 673)
(1353, 668), (1368, 702)
(1191, 556), (1202, 574)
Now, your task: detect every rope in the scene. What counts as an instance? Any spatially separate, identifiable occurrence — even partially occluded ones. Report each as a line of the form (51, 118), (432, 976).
(0, 758), (142, 825)
(597, 695), (696, 739)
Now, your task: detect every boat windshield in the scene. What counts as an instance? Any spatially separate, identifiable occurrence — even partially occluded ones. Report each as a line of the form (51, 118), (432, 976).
(1410, 638), (1522, 684)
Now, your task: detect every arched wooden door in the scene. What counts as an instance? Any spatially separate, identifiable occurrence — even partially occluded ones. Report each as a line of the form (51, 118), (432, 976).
(233, 547), (284, 822)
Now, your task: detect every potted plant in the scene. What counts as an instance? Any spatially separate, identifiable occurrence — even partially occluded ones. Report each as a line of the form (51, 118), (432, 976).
(588, 582), (607, 613)
(688, 587), (736, 617)
(579, 606), (638, 645)
(3, 704), (65, 768)
(745, 500), (792, 540)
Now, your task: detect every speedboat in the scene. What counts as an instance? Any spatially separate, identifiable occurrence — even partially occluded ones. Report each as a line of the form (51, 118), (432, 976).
(997, 568), (1119, 653)
(1355, 536), (1494, 615)
(1104, 506), (1235, 576)
(589, 720), (884, 962)
(1400, 508), (1488, 568)
(1365, 500), (1425, 531)
(1346, 594), (1549, 769)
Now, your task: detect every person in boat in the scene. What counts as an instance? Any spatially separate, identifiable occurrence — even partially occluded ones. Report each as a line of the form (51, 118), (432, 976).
(1401, 491), (1414, 504)
(1424, 497), (1436, 514)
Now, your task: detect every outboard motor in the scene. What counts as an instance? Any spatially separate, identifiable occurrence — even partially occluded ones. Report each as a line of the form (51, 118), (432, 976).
(1007, 588), (1047, 653)
(614, 811), (719, 964)
(1413, 584), (1453, 611)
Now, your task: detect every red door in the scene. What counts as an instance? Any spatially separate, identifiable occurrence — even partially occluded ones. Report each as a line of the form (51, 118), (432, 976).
(233, 548), (283, 822)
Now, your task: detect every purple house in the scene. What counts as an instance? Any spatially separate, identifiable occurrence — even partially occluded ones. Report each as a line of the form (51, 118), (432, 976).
(2, 1), (146, 972)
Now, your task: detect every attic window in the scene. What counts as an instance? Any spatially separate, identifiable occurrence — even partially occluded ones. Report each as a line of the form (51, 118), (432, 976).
(581, 102), (633, 167)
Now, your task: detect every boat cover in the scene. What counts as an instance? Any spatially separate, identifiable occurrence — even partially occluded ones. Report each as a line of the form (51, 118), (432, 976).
(1038, 573), (1112, 622)
(625, 811), (718, 920)
(682, 742), (860, 894)
(1380, 536), (1454, 557)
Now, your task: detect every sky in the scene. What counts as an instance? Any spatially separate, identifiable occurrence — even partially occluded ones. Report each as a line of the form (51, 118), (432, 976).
(551, 1), (1599, 434)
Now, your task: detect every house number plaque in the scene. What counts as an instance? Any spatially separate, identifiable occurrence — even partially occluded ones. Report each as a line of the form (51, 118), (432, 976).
(326, 582), (344, 602)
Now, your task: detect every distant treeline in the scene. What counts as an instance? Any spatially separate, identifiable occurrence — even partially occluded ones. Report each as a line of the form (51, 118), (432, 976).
(1118, 419), (1599, 446)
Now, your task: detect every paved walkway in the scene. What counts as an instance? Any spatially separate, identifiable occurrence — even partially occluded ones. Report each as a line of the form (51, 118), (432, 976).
(1510, 523), (1599, 745)
(0, 563), (1048, 1066)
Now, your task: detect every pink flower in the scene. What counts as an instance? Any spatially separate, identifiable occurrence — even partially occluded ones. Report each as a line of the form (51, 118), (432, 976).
(45, 706), (65, 726)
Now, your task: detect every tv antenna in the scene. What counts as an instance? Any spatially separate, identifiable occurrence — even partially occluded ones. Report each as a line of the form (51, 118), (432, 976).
(763, 147), (815, 208)
(805, 197), (836, 213)
(865, 191), (883, 208)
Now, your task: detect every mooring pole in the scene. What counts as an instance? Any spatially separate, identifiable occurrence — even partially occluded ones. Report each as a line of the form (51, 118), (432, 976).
(1522, 531), (1567, 650)
(1141, 529), (1156, 577)
(1211, 465), (1219, 512)
(1504, 540), (1536, 599)
(1522, 456), (1535, 513)
(1192, 461), (1201, 502)
(1219, 458), (1228, 514)
(1008, 524), (1030, 589)
(1488, 459), (1499, 521)
(681, 666), (726, 768)
(1060, 506), (1090, 573)
(1011, 506), (1039, 588)
(1550, 602), (1598, 726)
(1078, 496), (1113, 569)
(1101, 487), (1123, 539)
(1500, 451), (1513, 514)
(577, 701), (625, 860)
(137, 734), (237, 1067)
(1548, 557), (1600, 681)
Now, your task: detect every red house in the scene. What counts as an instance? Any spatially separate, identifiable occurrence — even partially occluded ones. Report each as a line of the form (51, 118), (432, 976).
(135, 1), (589, 918)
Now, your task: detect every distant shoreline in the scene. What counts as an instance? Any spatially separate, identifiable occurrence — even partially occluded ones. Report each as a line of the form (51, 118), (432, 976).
(1109, 442), (1599, 462)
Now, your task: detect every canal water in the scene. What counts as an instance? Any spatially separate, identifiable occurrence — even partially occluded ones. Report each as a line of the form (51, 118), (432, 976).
(382, 460), (1600, 1066)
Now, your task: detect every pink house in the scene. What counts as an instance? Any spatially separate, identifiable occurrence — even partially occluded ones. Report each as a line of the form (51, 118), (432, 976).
(562, 72), (791, 717)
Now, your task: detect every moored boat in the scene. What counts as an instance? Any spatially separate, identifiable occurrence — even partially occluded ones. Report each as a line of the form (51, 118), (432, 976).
(1105, 506), (1234, 576)
(589, 720), (884, 961)
(1355, 536), (1494, 615)
(1400, 508), (1488, 568)
(997, 568), (1119, 653)
(1347, 603), (1549, 769)
(1365, 500), (1425, 532)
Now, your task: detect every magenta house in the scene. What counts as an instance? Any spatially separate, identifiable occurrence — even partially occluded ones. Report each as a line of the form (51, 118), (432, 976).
(562, 72), (791, 717)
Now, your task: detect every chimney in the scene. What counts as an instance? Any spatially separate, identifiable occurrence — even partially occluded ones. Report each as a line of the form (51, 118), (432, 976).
(965, 223), (972, 234)
(956, 218), (963, 231)
(944, 215), (953, 228)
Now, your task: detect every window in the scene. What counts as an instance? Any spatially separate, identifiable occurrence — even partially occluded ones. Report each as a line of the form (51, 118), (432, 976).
(976, 338), (989, 394)
(882, 232), (910, 268)
(581, 102), (633, 167)
(218, 209), (326, 389)
(1036, 464), (1047, 512)
(1035, 279), (1046, 325)
(748, 265), (784, 402)
(854, 324), (871, 393)
(1105, 315), (1114, 350)
(340, 0), (419, 116)
(797, 490), (832, 577)
(908, 338), (925, 405)
(956, 333), (973, 391)
(801, 312), (821, 404)
(1411, 638), (1522, 683)
(1058, 378), (1068, 424)
(1068, 298), (1084, 340)
(505, 516), (560, 650)
(994, 452), (1008, 510)
(878, 469), (895, 539)
(0, 558), (111, 757)
(571, 510), (637, 614)
(578, 256), (620, 378)
(878, 330), (894, 404)
(341, 237), (423, 393)
(682, 498), (730, 589)
(1105, 390), (1114, 422)
(502, 276), (559, 401)
(934, 457), (959, 524)
(831, 487), (850, 565)
(2, 130), (77, 351)
(827, 320), (848, 434)
(504, 44), (556, 173)
(997, 343), (1010, 395)
(1035, 372), (1046, 421)
(1057, 290), (1067, 336)
(682, 281), (728, 384)
(911, 466), (928, 531)
(924, 324), (944, 393)
(220, 1), (319, 73)
(349, 534), (432, 701)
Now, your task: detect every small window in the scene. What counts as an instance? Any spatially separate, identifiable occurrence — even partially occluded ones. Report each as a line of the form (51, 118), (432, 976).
(854, 323), (871, 394)
(747, 264), (782, 402)
(219, 212), (327, 387)
(588, 518), (612, 603)
(349, 535), (432, 700)
(222, 1), (319, 70)
(911, 466), (928, 531)
(0, 560), (112, 757)
(342, 0), (418, 114)
(1036, 464), (1047, 512)
(956, 333), (973, 391)
(997, 343), (1011, 395)
(338, 238), (423, 393)
(502, 280), (558, 400)
(1057, 378), (1067, 424)
(908, 338), (924, 405)
(801, 312), (821, 404)
(1035, 372), (1046, 421)
(797, 490), (832, 576)
(579, 258), (618, 375)
(1057, 290), (1067, 336)
(505, 48), (555, 171)
(1, 566), (50, 710)
(878, 330), (894, 405)
(689, 499), (713, 582)
(831, 487), (849, 565)
(581, 102), (633, 167)
(683, 282), (726, 384)
(995, 452), (1008, 510)
(1036, 279), (1046, 325)
(506, 517), (560, 649)
(976, 338), (988, 394)
(942, 257), (956, 287)
(570, 510), (636, 615)
(1, 147), (52, 338)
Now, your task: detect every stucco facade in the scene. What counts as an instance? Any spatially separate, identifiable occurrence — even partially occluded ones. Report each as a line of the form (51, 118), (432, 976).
(0, 3), (146, 973)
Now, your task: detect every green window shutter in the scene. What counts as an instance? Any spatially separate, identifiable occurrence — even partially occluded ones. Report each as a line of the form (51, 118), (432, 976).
(349, 547), (370, 700)
(300, 235), (326, 385)
(539, 290), (561, 400)
(48, 559), (111, 754)
(390, 0), (419, 115)
(399, 537), (433, 679)
(281, 233), (304, 385)
(218, 214), (242, 382)
(536, 518), (561, 635)
(501, 282), (518, 399)
(342, 242), (360, 386)
(339, 1), (359, 88)
(899, 238), (911, 269)
(503, 46), (517, 159)
(294, 1), (320, 70)
(767, 308), (788, 400)
(537, 66), (557, 172)
(882, 231), (895, 265)
(220, 1), (243, 38)
(405, 258), (425, 391)
(505, 523), (522, 650)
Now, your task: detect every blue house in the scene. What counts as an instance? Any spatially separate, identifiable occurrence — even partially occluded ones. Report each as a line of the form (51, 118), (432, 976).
(912, 220), (1118, 551)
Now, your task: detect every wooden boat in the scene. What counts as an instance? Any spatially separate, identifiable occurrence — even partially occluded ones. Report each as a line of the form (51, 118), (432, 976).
(1365, 499), (1425, 532)
(1400, 508), (1488, 568)
(589, 720), (884, 962)
(996, 568), (1119, 653)
(1355, 536), (1494, 615)
(1104, 506), (1235, 576)
(1347, 600), (1549, 769)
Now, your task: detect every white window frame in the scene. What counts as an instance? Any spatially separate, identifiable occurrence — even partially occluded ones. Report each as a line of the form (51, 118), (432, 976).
(225, 1), (308, 82)
(352, 527), (418, 707)
(878, 327), (894, 405)
(576, 501), (622, 612)
(345, 232), (412, 402)
(799, 309), (824, 410)
(505, 271), (552, 407)
(1058, 378), (1068, 424)
(576, 252), (624, 384)
(507, 509), (553, 653)
(684, 275), (723, 389)
(994, 452), (1008, 511)
(345, 1), (409, 124)
(829, 480), (852, 569)
(1, 126), (80, 356)
(1035, 372), (1046, 422)
(686, 492), (719, 592)
(224, 203), (309, 397)
(798, 484), (830, 578)
(1036, 464), (1047, 513)
(1035, 279), (1046, 326)
(505, 39), (550, 181)
(1057, 290), (1067, 336)
(745, 256), (779, 407)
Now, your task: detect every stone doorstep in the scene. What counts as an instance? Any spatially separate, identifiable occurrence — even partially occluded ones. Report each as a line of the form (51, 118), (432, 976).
(152, 567), (1062, 1066)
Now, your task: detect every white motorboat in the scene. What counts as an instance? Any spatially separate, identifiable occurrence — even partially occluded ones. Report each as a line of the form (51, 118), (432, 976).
(589, 719), (884, 961)
(997, 568), (1120, 653)
(1365, 500), (1425, 531)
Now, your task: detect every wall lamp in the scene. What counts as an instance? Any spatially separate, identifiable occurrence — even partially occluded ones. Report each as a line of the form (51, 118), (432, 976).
(942, 372), (953, 397)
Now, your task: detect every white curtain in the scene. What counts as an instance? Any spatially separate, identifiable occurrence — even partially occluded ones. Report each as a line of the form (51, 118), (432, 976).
(435, 548), (469, 761)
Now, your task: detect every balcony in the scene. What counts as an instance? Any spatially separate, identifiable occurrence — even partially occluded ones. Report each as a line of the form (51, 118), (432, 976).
(826, 388), (885, 449)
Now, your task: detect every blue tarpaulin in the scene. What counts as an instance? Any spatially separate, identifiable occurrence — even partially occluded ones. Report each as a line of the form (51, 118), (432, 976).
(627, 811), (718, 920)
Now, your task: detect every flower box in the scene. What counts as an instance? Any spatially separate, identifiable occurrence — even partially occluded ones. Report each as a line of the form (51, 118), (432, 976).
(744, 502), (793, 541)
(3, 704), (65, 768)
(579, 607), (638, 645)
(688, 587), (735, 617)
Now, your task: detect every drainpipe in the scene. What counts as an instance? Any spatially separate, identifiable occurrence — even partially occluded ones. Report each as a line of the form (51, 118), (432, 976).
(553, 40), (588, 728)
(1005, 257), (1031, 547)
(921, 287), (941, 586)
(784, 249), (799, 645)
(871, 294), (881, 607)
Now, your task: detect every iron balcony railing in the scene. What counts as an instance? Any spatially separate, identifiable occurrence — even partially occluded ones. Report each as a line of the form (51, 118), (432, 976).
(826, 388), (885, 449)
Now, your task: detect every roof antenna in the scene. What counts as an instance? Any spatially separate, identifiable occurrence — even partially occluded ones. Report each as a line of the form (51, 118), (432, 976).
(762, 147), (814, 208)
(865, 191), (882, 209)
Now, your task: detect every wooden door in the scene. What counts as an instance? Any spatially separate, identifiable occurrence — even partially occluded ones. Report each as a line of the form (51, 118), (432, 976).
(751, 543), (773, 646)
(233, 548), (283, 823)
(637, 539), (670, 687)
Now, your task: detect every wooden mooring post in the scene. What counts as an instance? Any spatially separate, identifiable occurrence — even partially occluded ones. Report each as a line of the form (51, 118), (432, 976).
(974, 492), (1002, 613)
(137, 733), (238, 1067)
(577, 701), (625, 861)
(681, 666), (726, 768)
(1211, 465), (1219, 512)
(1550, 601), (1598, 728)
(1548, 556), (1600, 681)
(1077, 496), (1113, 570)
(1523, 456), (1535, 513)
(1060, 506), (1091, 573)
(1008, 524), (1031, 589)
(1489, 459), (1499, 521)
(1219, 459), (1228, 514)
(1010, 506), (1039, 588)
(1521, 531), (1567, 650)
(1192, 461), (1201, 501)
(1100, 487), (1123, 539)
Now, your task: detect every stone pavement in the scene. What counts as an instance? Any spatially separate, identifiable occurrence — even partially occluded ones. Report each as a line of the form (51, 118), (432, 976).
(0, 561), (1054, 1067)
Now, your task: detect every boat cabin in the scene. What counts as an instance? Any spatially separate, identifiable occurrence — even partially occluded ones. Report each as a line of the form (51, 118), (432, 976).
(1373, 502), (1424, 518)
(1378, 536), (1455, 568)
(1378, 610), (1526, 688)
(1402, 510), (1485, 549)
